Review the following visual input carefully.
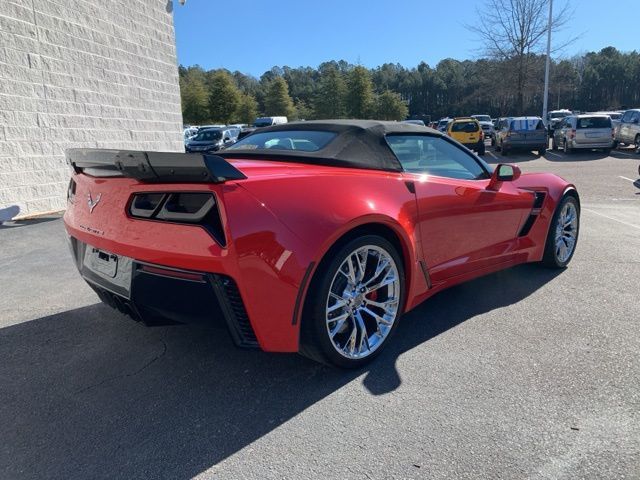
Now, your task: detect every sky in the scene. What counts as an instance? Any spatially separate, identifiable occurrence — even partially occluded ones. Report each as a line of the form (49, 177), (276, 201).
(173, 0), (638, 78)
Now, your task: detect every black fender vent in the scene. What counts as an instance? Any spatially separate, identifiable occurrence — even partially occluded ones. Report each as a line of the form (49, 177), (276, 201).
(518, 192), (546, 237)
(210, 275), (258, 348)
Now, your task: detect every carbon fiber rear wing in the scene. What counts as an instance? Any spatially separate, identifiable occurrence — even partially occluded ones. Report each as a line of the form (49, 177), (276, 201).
(66, 149), (247, 183)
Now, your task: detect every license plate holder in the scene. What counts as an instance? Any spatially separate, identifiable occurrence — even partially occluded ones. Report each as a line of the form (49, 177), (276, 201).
(82, 245), (133, 298)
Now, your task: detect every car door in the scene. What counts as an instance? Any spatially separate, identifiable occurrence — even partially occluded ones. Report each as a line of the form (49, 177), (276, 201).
(619, 111), (634, 143)
(387, 134), (534, 283)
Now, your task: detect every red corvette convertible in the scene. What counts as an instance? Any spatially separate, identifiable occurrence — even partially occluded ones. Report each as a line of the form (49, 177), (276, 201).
(64, 120), (580, 368)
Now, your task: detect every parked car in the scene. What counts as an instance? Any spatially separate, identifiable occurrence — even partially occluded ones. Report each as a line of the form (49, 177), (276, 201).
(185, 127), (237, 153)
(552, 114), (614, 153)
(614, 109), (640, 149)
(183, 127), (198, 142)
(471, 115), (496, 145)
(253, 116), (288, 128)
(447, 117), (485, 155)
(591, 111), (622, 130)
(547, 109), (573, 136)
(64, 120), (580, 367)
(495, 117), (547, 156)
(436, 118), (452, 132)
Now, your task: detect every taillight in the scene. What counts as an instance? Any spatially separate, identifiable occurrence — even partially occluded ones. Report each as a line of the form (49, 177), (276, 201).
(129, 192), (226, 246)
(479, 130), (484, 140)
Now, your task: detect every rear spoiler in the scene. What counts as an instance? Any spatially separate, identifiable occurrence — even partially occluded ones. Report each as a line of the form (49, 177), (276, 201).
(65, 149), (247, 183)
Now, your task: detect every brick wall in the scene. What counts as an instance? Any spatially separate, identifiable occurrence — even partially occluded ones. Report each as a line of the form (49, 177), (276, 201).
(0, 0), (184, 217)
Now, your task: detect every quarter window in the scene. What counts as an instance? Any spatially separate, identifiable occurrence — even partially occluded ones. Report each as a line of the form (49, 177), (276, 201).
(386, 135), (489, 180)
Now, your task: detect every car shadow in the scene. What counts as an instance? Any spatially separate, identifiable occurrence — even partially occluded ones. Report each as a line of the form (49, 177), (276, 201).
(0, 264), (562, 479)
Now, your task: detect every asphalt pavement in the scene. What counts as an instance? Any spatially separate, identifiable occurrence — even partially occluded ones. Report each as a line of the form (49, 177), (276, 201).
(1, 146), (639, 479)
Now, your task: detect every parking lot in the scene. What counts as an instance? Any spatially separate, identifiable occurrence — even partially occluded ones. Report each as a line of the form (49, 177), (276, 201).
(1, 146), (639, 479)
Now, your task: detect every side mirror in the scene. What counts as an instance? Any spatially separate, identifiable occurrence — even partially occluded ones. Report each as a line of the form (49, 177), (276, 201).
(488, 163), (521, 190)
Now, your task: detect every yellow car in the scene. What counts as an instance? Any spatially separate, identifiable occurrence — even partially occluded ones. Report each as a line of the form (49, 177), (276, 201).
(446, 117), (486, 155)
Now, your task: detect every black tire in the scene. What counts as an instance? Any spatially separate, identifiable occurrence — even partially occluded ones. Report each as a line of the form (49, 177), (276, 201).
(552, 137), (558, 150)
(635, 135), (640, 148)
(541, 195), (580, 268)
(612, 140), (619, 149)
(495, 142), (502, 152)
(491, 137), (496, 147)
(299, 235), (405, 368)
(477, 142), (486, 156)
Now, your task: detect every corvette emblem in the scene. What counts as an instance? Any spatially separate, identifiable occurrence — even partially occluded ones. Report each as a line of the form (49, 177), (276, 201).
(87, 192), (102, 213)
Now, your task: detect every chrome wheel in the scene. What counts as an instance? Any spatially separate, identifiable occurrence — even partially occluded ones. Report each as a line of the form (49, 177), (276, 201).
(554, 201), (578, 263)
(325, 245), (401, 360)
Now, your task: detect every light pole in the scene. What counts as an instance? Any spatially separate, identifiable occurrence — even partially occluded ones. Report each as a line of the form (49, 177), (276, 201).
(542, 0), (553, 128)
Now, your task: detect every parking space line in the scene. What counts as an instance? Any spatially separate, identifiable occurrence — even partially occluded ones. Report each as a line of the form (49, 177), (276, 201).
(619, 176), (637, 183)
(487, 151), (497, 159)
(583, 208), (640, 230)
(546, 151), (563, 158)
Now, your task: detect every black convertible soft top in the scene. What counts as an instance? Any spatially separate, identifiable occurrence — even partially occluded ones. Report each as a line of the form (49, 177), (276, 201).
(218, 120), (441, 172)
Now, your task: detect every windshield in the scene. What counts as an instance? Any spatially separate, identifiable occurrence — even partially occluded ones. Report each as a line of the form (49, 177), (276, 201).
(451, 121), (479, 133)
(253, 119), (274, 128)
(550, 112), (570, 119)
(473, 115), (491, 123)
(577, 117), (612, 129)
(191, 130), (222, 142)
(510, 119), (543, 131)
(228, 130), (337, 152)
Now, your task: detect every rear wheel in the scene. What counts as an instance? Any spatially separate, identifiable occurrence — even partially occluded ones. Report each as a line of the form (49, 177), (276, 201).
(542, 195), (580, 268)
(299, 235), (404, 368)
(477, 142), (486, 156)
(552, 137), (558, 150)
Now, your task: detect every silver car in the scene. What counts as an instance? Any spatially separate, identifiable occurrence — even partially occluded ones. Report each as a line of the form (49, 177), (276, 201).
(614, 109), (640, 148)
(552, 114), (613, 153)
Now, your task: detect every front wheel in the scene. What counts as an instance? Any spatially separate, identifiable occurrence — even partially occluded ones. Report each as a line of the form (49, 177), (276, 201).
(477, 142), (486, 156)
(300, 235), (404, 368)
(542, 195), (580, 268)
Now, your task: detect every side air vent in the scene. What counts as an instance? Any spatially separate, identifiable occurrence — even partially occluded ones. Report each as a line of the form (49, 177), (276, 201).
(210, 275), (258, 348)
(128, 192), (226, 246)
(518, 191), (547, 237)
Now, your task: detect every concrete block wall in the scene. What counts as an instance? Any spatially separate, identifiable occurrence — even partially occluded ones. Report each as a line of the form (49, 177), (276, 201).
(0, 0), (184, 217)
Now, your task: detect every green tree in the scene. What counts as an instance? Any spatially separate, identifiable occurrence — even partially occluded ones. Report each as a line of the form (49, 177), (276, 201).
(207, 70), (241, 124)
(314, 66), (346, 119)
(293, 99), (314, 120)
(264, 77), (296, 117)
(346, 66), (375, 119)
(236, 93), (258, 125)
(179, 67), (209, 124)
(375, 90), (408, 120)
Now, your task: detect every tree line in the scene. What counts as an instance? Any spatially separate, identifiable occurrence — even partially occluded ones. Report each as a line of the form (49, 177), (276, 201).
(179, 46), (640, 126)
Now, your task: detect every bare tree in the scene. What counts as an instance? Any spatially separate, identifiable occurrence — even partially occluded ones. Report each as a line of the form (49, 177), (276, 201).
(468, 0), (572, 113)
